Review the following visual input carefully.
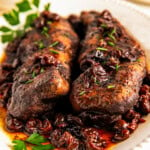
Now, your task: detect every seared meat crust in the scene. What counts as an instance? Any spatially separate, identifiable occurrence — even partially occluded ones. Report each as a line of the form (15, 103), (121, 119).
(7, 11), (79, 120)
(70, 10), (146, 117)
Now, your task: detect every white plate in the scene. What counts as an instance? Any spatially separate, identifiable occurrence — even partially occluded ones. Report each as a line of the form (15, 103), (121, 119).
(0, 0), (150, 149)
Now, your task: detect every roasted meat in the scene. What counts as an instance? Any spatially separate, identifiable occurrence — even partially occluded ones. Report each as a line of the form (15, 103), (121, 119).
(7, 11), (79, 120)
(70, 10), (146, 123)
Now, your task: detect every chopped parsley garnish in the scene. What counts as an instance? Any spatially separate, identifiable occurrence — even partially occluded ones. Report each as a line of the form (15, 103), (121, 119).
(116, 47), (122, 51)
(107, 85), (115, 89)
(0, 0), (51, 43)
(109, 34), (115, 41)
(101, 23), (107, 28)
(79, 91), (86, 96)
(108, 28), (116, 41)
(12, 140), (27, 150)
(12, 133), (55, 150)
(32, 71), (36, 78)
(115, 64), (120, 72)
(1, 34), (14, 43)
(96, 35), (100, 40)
(41, 26), (49, 37)
(26, 133), (47, 145)
(47, 21), (52, 24)
(0, 26), (11, 32)
(35, 40), (45, 49)
(24, 70), (29, 74)
(108, 41), (115, 47)
(49, 41), (59, 47)
(16, 0), (31, 12)
(100, 39), (104, 43)
(32, 0), (40, 8)
(3, 9), (20, 26)
(24, 13), (38, 29)
(49, 49), (59, 54)
(136, 59), (141, 62)
(44, 3), (51, 11)
(96, 47), (108, 51)
(93, 77), (100, 85)
(102, 60), (107, 65)
(16, 29), (25, 37)
(40, 68), (45, 73)
(110, 28), (116, 35)
(95, 80), (101, 85)
(24, 79), (33, 84)
(23, 69), (42, 84)
(32, 145), (54, 150)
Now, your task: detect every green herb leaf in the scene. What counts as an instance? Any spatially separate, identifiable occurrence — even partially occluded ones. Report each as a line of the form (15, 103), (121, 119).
(96, 47), (108, 51)
(33, 0), (40, 8)
(0, 26), (12, 32)
(24, 70), (29, 74)
(107, 41), (115, 47)
(115, 64), (120, 72)
(35, 40), (45, 49)
(15, 29), (24, 38)
(26, 133), (47, 146)
(94, 78), (100, 85)
(111, 28), (116, 35)
(32, 71), (36, 78)
(108, 28), (116, 41)
(108, 34), (115, 41)
(3, 9), (20, 25)
(25, 80), (33, 84)
(44, 3), (51, 11)
(1, 33), (14, 43)
(101, 23), (107, 28)
(12, 140), (27, 150)
(95, 35), (100, 40)
(49, 41), (59, 47)
(107, 85), (115, 89)
(24, 13), (38, 28)
(12, 132), (55, 150)
(116, 47), (122, 51)
(95, 80), (100, 85)
(47, 21), (52, 24)
(41, 26), (49, 37)
(102, 60), (107, 65)
(49, 49), (59, 54)
(32, 144), (55, 150)
(136, 59), (141, 62)
(79, 91), (85, 96)
(17, 0), (31, 12)
(40, 68), (45, 73)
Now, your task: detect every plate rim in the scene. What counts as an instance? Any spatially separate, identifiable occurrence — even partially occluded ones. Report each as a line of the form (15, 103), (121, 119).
(0, 0), (150, 149)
